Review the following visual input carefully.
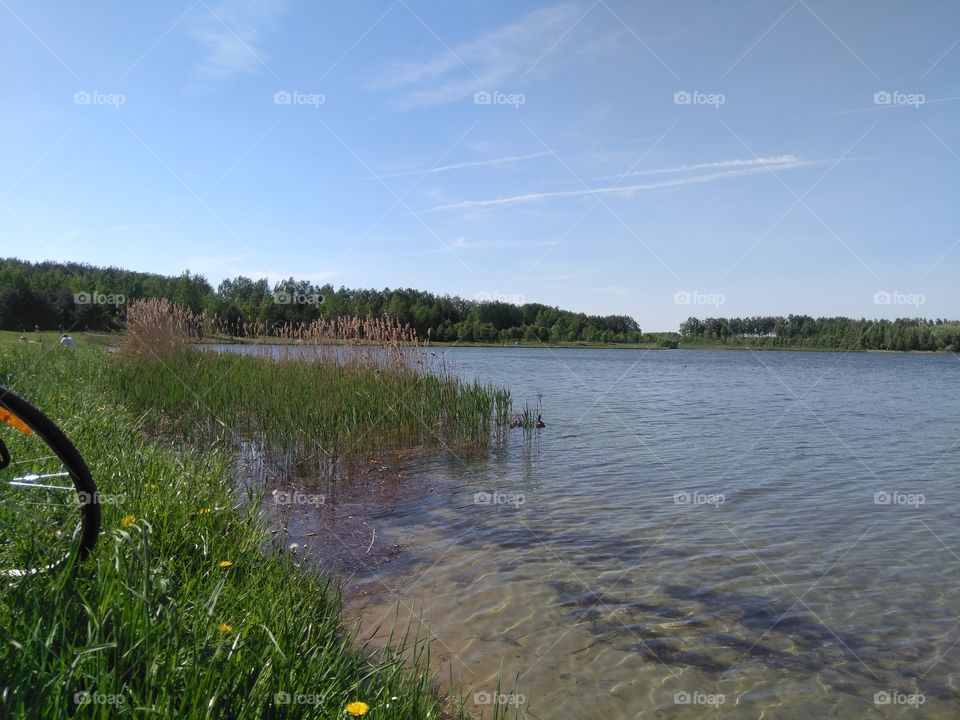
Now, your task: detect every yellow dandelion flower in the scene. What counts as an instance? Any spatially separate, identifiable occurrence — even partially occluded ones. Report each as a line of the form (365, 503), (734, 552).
(121, 515), (136, 528)
(198, 507), (212, 515)
(218, 623), (232, 633)
(218, 561), (233, 569)
(345, 701), (369, 716)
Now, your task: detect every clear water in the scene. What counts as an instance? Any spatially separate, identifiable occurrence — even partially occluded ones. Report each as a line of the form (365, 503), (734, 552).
(221, 345), (960, 718)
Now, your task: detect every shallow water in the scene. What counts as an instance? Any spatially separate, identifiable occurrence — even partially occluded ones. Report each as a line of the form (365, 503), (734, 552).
(222, 345), (960, 718)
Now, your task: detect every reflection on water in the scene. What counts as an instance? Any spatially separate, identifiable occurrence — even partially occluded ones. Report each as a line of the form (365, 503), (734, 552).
(229, 345), (960, 718)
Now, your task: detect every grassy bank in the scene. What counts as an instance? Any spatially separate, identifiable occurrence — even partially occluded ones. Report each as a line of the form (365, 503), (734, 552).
(0, 341), (506, 718)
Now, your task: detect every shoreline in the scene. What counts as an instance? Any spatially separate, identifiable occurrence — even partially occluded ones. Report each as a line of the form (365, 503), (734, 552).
(7, 332), (953, 356)
(244, 446), (445, 582)
(198, 335), (955, 355)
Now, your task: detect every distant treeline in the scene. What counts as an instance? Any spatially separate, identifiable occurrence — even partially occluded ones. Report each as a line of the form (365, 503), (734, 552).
(2, 259), (956, 350)
(678, 315), (960, 352)
(0, 258), (641, 343)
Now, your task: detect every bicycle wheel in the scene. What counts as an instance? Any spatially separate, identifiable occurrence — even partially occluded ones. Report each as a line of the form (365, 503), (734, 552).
(0, 387), (100, 576)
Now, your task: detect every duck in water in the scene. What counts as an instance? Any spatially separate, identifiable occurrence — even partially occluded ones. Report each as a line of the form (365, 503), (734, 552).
(535, 415), (545, 429)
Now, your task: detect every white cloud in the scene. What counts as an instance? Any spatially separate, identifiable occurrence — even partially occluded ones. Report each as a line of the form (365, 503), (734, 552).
(823, 95), (960, 117)
(588, 155), (802, 183)
(419, 157), (826, 213)
(108, 223), (160, 231)
(576, 26), (630, 58)
(421, 236), (520, 255)
(559, 284), (630, 296)
(51, 224), (159, 240)
(257, 269), (337, 285)
(422, 236), (560, 254)
(185, 252), (257, 276)
(364, 151), (552, 180)
(181, 254), (336, 286)
(369, 3), (586, 108)
(188, 0), (285, 87)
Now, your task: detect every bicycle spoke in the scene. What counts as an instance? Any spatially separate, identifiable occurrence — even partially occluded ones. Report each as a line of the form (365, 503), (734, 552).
(6, 478), (75, 491)
(5, 455), (57, 467)
(0, 387), (100, 575)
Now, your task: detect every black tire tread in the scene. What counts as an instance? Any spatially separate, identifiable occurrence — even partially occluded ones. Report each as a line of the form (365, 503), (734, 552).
(0, 386), (100, 560)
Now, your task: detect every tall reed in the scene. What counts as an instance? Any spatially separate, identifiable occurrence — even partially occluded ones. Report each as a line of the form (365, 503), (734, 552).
(115, 300), (511, 470)
(120, 297), (208, 356)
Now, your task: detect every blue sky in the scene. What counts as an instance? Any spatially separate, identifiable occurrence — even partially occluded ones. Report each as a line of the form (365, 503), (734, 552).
(1, 0), (958, 330)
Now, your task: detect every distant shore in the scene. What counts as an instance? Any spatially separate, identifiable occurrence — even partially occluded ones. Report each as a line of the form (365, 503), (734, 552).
(7, 332), (952, 356)
(200, 335), (955, 354)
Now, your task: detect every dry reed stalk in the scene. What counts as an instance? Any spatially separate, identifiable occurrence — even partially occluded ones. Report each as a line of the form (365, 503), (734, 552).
(121, 298), (210, 357)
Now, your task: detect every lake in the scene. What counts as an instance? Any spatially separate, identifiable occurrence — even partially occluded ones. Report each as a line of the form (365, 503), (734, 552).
(219, 344), (960, 718)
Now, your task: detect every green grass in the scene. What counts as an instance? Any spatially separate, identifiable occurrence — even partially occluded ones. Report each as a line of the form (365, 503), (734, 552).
(0, 344), (516, 719)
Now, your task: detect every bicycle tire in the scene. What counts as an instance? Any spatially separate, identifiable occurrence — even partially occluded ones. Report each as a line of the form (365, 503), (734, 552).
(0, 386), (100, 575)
